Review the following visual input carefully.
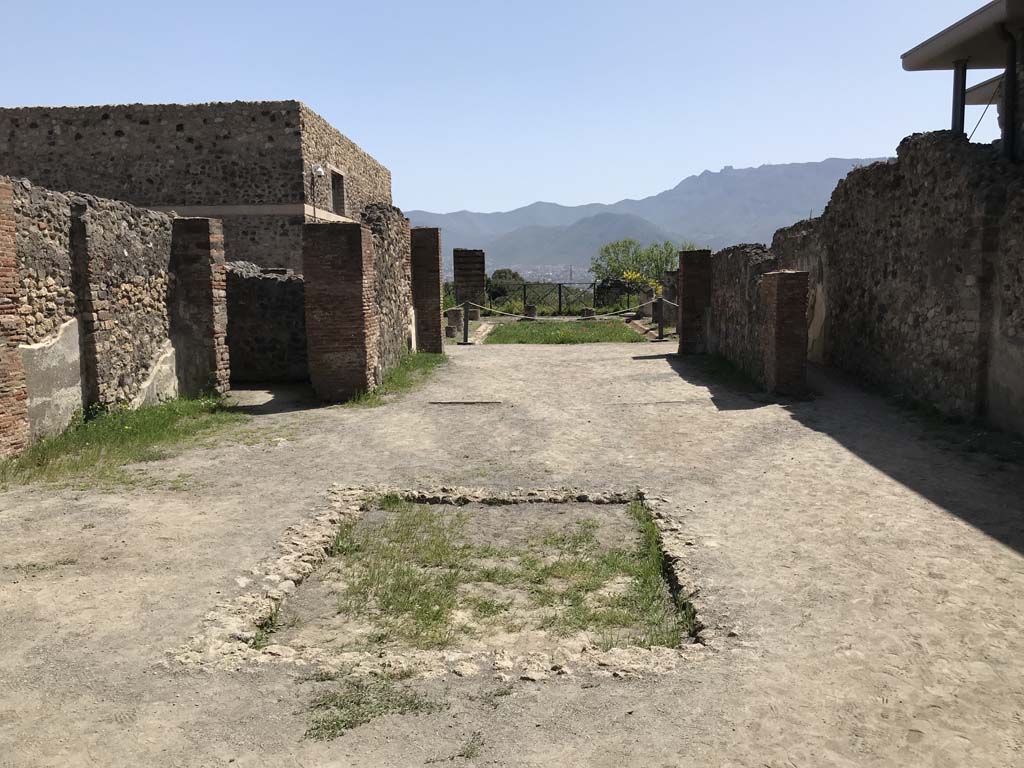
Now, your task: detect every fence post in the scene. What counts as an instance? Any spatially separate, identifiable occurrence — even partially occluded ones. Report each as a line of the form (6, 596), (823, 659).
(657, 297), (665, 341)
(558, 283), (563, 315)
(459, 299), (471, 345)
(522, 283), (527, 310)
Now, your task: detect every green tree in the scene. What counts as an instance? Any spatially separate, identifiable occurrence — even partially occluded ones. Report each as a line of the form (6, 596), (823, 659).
(591, 239), (701, 284)
(487, 268), (524, 300)
(590, 239), (646, 283)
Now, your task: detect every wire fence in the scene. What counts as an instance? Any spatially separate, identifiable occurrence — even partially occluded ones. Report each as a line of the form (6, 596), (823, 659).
(443, 281), (645, 316)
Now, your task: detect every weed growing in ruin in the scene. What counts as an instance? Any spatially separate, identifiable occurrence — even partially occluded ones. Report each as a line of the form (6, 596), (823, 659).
(345, 352), (447, 408)
(305, 678), (444, 741)
(0, 397), (245, 488)
(252, 601), (284, 650)
(327, 496), (693, 651)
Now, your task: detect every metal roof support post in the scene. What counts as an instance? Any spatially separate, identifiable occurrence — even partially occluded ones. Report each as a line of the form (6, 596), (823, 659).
(953, 59), (969, 134)
(1002, 25), (1018, 160)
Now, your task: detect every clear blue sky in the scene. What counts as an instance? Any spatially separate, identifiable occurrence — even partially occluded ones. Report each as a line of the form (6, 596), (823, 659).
(3, 0), (1003, 212)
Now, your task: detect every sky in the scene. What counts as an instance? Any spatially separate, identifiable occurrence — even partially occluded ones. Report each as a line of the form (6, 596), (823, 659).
(1, 0), (1005, 212)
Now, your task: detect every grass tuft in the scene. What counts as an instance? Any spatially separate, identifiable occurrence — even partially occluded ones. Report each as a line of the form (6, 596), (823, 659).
(328, 496), (695, 651)
(305, 678), (443, 740)
(345, 353), (447, 407)
(484, 320), (644, 345)
(0, 396), (245, 488)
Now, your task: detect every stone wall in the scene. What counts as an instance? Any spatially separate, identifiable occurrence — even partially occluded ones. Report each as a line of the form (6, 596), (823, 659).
(771, 219), (827, 363)
(677, 250), (712, 354)
(453, 249), (486, 306)
(0, 176), (229, 455)
(71, 196), (178, 408)
(0, 101), (394, 273)
(677, 245), (808, 395)
(362, 204), (414, 371)
(411, 228), (444, 353)
(772, 132), (1024, 433)
(225, 262), (307, 383)
(0, 102), (304, 207)
(0, 179), (29, 457)
(303, 223), (379, 400)
(300, 105), (392, 218)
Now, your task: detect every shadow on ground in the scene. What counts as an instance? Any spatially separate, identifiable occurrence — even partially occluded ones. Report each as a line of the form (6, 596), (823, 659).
(228, 383), (326, 416)
(647, 351), (1024, 556)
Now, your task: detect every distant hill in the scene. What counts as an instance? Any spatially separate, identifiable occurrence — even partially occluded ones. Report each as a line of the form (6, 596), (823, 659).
(407, 157), (881, 275)
(486, 213), (676, 269)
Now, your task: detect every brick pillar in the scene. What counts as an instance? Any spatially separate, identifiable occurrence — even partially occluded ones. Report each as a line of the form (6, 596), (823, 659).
(0, 179), (30, 457)
(411, 228), (443, 353)
(169, 218), (231, 396)
(302, 222), (379, 401)
(761, 271), (809, 395)
(677, 249), (712, 354)
(453, 248), (486, 307)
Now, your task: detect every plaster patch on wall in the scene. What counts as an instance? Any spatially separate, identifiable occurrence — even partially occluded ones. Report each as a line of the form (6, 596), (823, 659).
(19, 318), (83, 438)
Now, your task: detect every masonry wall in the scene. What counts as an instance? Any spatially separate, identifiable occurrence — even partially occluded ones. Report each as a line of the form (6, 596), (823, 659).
(0, 102), (304, 207)
(225, 262), (308, 382)
(772, 132), (1024, 433)
(0, 179), (29, 456)
(300, 105), (392, 217)
(303, 223), (379, 400)
(677, 244), (808, 395)
(0, 101), (395, 273)
(411, 228), (444, 353)
(0, 176), (229, 455)
(453, 249), (486, 306)
(362, 204), (414, 371)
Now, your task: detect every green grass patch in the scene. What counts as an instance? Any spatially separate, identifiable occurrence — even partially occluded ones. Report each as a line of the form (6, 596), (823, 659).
(0, 396), (245, 488)
(484, 320), (644, 345)
(328, 496), (693, 651)
(345, 352), (447, 407)
(305, 678), (444, 740)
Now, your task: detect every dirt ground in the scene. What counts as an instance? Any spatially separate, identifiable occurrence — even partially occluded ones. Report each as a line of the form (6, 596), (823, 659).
(1, 343), (1023, 767)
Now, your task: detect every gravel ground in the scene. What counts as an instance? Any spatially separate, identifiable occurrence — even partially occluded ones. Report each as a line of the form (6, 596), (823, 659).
(1, 342), (1022, 767)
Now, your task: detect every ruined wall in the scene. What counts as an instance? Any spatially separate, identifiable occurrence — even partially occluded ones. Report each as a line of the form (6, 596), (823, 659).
(72, 197), (178, 408)
(0, 176), (229, 454)
(303, 223), (380, 400)
(453, 249), (486, 306)
(705, 245), (780, 379)
(679, 245), (807, 395)
(225, 262), (307, 382)
(411, 228), (444, 354)
(300, 105), (392, 217)
(221, 214), (305, 272)
(0, 179), (29, 457)
(362, 204), (414, 371)
(771, 219), (827, 363)
(771, 132), (1024, 432)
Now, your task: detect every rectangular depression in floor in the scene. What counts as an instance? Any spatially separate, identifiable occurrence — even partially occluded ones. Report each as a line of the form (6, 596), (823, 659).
(270, 495), (696, 657)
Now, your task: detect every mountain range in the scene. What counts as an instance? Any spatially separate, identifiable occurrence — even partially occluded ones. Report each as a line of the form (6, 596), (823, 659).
(407, 157), (881, 278)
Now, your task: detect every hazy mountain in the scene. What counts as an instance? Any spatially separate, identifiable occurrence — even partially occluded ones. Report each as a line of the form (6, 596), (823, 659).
(407, 157), (880, 274)
(486, 213), (677, 269)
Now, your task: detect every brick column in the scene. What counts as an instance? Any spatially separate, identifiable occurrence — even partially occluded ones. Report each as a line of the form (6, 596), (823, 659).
(169, 218), (231, 396)
(411, 228), (443, 353)
(453, 248), (486, 307)
(302, 222), (379, 401)
(761, 271), (809, 395)
(677, 249), (712, 354)
(0, 179), (30, 457)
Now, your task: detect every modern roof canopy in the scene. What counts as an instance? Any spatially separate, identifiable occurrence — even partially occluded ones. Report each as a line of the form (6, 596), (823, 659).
(902, 0), (1024, 70)
(966, 73), (1004, 105)
(902, 0), (1020, 157)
